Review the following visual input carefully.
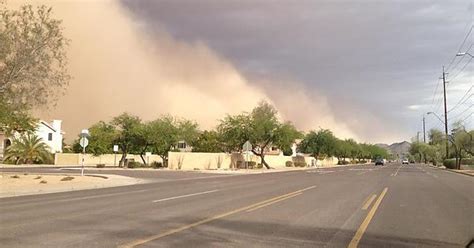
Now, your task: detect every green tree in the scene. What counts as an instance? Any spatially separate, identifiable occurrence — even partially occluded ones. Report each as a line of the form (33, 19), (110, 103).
(4, 133), (53, 164)
(145, 116), (199, 167)
(111, 113), (144, 166)
(192, 130), (224, 152)
(298, 129), (338, 159)
(428, 129), (445, 146)
(218, 101), (300, 169)
(83, 121), (117, 156)
(217, 113), (251, 153)
(0, 3), (70, 131)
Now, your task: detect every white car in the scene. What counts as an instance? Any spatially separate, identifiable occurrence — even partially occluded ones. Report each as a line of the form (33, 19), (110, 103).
(402, 159), (409, 165)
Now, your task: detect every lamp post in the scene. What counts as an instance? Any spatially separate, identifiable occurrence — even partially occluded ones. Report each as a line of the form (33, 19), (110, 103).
(456, 52), (474, 58)
(426, 112), (449, 158)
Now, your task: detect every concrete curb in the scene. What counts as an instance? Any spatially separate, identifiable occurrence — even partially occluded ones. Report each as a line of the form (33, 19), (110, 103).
(424, 163), (474, 177)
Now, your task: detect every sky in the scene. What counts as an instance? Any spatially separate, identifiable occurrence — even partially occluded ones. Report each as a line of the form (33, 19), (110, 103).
(29, 0), (473, 144)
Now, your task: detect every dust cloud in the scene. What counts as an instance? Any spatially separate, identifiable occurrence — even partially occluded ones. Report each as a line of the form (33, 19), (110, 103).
(21, 0), (358, 141)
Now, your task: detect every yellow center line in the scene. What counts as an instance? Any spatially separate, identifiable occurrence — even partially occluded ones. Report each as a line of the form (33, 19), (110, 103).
(246, 192), (303, 212)
(361, 194), (377, 210)
(119, 185), (316, 248)
(348, 187), (388, 248)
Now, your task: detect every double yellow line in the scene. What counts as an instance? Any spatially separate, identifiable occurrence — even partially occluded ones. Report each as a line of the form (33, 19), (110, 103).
(120, 185), (316, 248)
(348, 187), (388, 248)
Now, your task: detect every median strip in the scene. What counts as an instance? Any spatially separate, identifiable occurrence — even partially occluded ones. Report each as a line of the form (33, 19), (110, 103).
(348, 187), (388, 248)
(120, 185), (316, 248)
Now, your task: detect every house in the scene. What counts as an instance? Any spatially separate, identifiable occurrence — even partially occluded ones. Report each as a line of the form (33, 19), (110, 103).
(0, 120), (64, 160)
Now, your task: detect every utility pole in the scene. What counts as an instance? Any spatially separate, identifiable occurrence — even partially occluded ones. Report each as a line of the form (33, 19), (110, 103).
(442, 66), (449, 158)
(417, 131), (420, 142)
(423, 115), (426, 143)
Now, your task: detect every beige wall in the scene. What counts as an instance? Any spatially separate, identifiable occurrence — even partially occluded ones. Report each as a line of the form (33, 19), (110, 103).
(168, 152), (340, 170)
(54, 153), (163, 165)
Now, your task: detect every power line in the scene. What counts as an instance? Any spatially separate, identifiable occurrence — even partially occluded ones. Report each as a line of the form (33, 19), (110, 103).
(448, 85), (473, 113)
(448, 43), (473, 74)
(449, 103), (473, 121)
(460, 112), (473, 123)
(448, 56), (472, 81)
(446, 24), (473, 72)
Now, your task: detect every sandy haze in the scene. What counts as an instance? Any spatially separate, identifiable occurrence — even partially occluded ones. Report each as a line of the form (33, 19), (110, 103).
(12, 0), (403, 143)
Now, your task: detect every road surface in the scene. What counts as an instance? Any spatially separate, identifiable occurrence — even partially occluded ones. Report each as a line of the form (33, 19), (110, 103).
(1, 163), (472, 247)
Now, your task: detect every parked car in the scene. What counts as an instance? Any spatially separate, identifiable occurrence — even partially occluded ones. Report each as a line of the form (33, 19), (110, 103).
(402, 158), (409, 165)
(375, 158), (384, 166)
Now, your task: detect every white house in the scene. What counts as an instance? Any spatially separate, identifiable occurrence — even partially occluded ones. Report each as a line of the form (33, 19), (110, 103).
(0, 120), (64, 159)
(36, 120), (64, 153)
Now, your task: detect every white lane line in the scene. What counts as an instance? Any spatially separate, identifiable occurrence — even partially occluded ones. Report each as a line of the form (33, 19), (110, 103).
(152, 189), (219, 203)
(393, 165), (402, 177)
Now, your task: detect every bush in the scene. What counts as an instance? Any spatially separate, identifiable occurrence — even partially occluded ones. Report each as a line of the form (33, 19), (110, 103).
(10, 175), (20, 179)
(338, 160), (350, 165)
(294, 161), (307, 167)
(236, 161), (257, 169)
(443, 159), (456, 169)
(350, 160), (358, 164)
(127, 161), (144, 168)
(461, 158), (474, 165)
(151, 161), (163, 169)
(34, 176), (42, 180)
(60, 176), (75, 181)
(96, 164), (105, 168)
(359, 160), (367, 164)
(39, 180), (47, 184)
(285, 161), (294, 167)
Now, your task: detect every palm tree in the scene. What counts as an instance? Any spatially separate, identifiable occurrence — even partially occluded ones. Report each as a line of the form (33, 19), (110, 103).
(4, 133), (53, 164)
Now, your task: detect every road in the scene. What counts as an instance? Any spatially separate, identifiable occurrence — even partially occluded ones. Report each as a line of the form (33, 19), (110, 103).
(0, 163), (472, 247)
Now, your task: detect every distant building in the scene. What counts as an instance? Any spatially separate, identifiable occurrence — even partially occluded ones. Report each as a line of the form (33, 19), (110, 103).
(0, 120), (64, 160)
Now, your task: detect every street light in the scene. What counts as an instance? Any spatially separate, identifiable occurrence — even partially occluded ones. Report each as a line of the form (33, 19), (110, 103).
(426, 112), (445, 124)
(456, 52), (474, 58)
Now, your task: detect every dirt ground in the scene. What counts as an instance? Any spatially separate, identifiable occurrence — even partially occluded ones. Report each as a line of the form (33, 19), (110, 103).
(0, 173), (142, 198)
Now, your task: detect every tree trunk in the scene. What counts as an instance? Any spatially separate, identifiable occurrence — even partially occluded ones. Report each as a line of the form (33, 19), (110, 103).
(259, 154), (270, 169)
(160, 155), (168, 168)
(119, 152), (127, 167)
(139, 144), (148, 165)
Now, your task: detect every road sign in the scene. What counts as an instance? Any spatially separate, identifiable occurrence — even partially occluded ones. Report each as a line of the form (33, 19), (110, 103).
(113, 145), (119, 152)
(242, 141), (252, 152)
(79, 137), (89, 148)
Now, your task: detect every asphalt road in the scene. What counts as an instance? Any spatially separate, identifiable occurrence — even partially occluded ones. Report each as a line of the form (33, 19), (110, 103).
(0, 163), (472, 248)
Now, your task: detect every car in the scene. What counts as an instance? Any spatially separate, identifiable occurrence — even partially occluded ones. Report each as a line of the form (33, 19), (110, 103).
(375, 158), (384, 166)
(402, 158), (409, 165)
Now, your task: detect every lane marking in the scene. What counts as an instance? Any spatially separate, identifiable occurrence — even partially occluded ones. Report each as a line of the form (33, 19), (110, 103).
(152, 190), (219, 203)
(361, 194), (377, 210)
(119, 185), (316, 248)
(392, 165), (402, 177)
(348, 187), (388, 248)
(246, 192), (302, 212)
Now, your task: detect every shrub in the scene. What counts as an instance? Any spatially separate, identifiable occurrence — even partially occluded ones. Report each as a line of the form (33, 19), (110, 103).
(338, 160), (350, 165)
(39, 180), (47, 184)
(96, 164), (106, 168)
(10, 175), (20, 179)
(461, 158), (474, 165)
(151, 161), (163, 169)
(236, 161), (256, 169)
(127, 161), (143, 168)
(443, 159), (456, 169)
(285, 161), (294, 167)
(60, 176), (75, 181)
(249, 161), (257, 169)
(359, 160), (367, 164)
(294, 161), (307, 167)
(350, 160), (358, 164)
(34, 176), (42, 180)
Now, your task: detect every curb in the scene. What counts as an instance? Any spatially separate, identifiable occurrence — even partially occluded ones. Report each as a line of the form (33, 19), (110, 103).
(424, 163), (474, 177)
